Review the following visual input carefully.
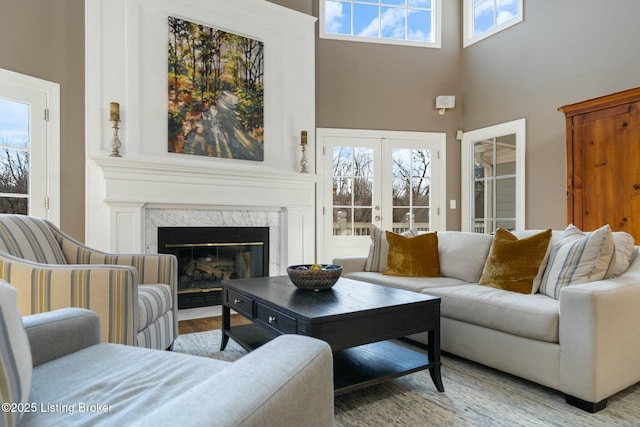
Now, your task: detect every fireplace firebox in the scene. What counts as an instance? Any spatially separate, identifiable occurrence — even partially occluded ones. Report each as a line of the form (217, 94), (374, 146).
(158, 227), (269, 309)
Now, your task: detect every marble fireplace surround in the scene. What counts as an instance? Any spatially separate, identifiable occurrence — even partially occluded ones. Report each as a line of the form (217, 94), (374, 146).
(146, 208), (281, 276)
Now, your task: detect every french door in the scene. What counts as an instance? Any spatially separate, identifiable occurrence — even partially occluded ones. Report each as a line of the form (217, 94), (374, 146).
(316, 128), (446, 263)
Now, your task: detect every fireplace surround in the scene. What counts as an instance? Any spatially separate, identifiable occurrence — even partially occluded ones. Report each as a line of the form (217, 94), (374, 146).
(158, 226), (269, 308)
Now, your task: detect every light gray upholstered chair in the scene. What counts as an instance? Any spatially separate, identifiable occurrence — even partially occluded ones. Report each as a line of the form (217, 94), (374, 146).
(0, 214), (177, 349)
(0, 281), (335, 427)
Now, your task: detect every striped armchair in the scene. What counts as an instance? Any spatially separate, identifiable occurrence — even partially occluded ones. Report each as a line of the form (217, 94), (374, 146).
(0, 214), (177, 350)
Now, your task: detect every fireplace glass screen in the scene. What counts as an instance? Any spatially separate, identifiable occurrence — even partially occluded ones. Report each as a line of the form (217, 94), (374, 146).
(158, 227), (268, 309)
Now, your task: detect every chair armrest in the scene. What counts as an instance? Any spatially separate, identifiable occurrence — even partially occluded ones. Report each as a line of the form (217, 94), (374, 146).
(0, 254), (138, 345)
(24, 308), (100, 367)
(559, 258), (640, 403)
(142, 335), (334, 427)
(333, 256), (367, 274)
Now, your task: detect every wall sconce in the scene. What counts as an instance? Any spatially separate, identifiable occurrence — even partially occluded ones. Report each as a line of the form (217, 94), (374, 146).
(435, 96), (456, 115)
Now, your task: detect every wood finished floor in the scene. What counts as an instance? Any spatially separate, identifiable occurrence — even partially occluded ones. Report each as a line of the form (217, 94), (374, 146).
(178, 314), (251, 334)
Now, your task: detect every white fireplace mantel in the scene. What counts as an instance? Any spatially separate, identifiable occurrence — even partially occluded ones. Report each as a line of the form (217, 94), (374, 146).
(94, 155), (318, 207)
(93, 154), (319, 273)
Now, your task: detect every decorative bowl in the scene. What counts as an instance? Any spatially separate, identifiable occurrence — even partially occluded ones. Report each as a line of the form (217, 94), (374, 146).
(287, 264), (343, 291)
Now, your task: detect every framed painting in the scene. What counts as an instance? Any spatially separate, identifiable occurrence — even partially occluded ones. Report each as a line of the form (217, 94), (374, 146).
(168, 16), (264, 161)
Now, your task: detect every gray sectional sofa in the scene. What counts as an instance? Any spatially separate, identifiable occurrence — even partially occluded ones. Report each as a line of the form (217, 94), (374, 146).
(334, 229), (640, 412)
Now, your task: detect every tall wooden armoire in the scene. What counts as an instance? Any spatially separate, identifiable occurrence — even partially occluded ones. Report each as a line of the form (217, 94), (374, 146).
(558, 87), (640, 243)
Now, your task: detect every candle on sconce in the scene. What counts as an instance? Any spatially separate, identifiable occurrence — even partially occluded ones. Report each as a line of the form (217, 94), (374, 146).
(110, 102), (120, 122)
(299, 130), (308, 173)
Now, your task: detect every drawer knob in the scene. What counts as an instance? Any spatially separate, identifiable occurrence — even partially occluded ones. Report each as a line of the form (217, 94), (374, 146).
(268, 316), (276, 324)
(233, 298), (241, 304)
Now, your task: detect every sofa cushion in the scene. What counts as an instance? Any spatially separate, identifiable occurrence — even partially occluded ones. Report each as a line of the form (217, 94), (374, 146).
(423, 284), (560, 343)
(344, 271), (466, 293)
(383, 231), (440, 277)
(0, 214), (67, 264)
(479, 228), (552, 294)
(437, 232), (493, 283)
(539, 224), (615, 299)
(0, 280), (32, 427)
(23, 343), (231, 426)
(364, 225), (415, 272)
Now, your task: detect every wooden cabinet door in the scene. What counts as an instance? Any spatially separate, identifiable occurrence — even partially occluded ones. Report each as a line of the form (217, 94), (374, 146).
(560, 87), (640, 243)
(572, 102), (640, 239)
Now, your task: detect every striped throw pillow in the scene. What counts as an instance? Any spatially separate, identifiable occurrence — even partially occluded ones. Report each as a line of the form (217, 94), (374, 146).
(364, 225), (416, 272)
(539, 224), (615, 299)
(0, 280), (32, 427)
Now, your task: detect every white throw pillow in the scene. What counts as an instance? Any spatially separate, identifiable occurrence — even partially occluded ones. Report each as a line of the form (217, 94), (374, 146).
(364, 225), (415, 272)
(539, 224), (615, 299)
(437, 231), (493, 283)
(0, 280), (32, 427)
(605, 231), (637, 278)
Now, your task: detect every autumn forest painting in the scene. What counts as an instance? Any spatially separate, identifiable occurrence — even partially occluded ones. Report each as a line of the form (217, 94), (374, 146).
(168, 16), (264, 161)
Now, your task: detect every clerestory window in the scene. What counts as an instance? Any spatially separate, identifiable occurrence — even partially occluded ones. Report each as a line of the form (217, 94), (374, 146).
(463, 0), (523, 47)
(320, 0), (441, 48)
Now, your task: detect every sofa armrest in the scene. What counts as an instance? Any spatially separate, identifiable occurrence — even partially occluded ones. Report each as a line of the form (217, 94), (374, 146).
(559, 258), (640, 403)
(142, 335), (334, 427)
(333, 256), (367, 274)
(23, 308), (101, 367)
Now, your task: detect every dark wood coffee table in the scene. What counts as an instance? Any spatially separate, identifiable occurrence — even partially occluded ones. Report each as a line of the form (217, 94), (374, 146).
(220, 276), (443, 395)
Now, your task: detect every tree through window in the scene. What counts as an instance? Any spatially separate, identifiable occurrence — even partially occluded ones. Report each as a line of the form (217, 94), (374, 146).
(0, 98), (29, 215)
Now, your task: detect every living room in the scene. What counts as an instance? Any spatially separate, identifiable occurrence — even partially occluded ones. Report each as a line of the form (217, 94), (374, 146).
(1, 0), (640, 425)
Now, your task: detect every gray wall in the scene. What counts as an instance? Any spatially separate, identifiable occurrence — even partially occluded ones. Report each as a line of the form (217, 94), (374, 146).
(461, 0), (640, 229)
(0, 0), (85, 240)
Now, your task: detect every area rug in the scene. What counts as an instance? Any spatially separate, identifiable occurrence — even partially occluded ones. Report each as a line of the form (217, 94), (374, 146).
(173, 330), (640, 426)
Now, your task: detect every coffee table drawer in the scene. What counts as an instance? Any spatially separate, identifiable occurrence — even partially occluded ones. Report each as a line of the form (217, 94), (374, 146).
(226, 289), (253, 316)
(255, 303), (297, 334)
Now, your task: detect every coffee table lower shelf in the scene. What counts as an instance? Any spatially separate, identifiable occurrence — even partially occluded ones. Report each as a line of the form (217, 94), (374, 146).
(223, 324), (435, 396)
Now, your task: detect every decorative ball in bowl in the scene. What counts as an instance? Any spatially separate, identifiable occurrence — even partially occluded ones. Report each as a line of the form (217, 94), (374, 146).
(287, 264), (343, 291)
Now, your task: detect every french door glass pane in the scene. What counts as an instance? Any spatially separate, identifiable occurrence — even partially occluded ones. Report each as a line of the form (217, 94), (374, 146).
(0, 98), (29, 215)
(392, 148), (431, 230)
(332, 145), (374, 236)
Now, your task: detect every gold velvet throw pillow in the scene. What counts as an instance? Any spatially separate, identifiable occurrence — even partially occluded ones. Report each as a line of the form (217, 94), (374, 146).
(383, 231), (441, 277)
(479, 228), (552, 294)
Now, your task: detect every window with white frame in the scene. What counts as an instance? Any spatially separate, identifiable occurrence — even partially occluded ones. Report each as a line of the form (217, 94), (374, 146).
(463, 0), (523, 47)
(461, 119), (525, 234)
(320, 0), (441, 48)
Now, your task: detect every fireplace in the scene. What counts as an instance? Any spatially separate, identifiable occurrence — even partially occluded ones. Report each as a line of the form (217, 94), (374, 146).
(158, 226), (269, 309)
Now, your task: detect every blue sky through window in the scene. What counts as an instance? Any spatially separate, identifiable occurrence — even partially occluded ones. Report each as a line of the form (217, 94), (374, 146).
(0, 98), (29, 148)
(325, 0), (434, 43)
(473, 0), (519, 37)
